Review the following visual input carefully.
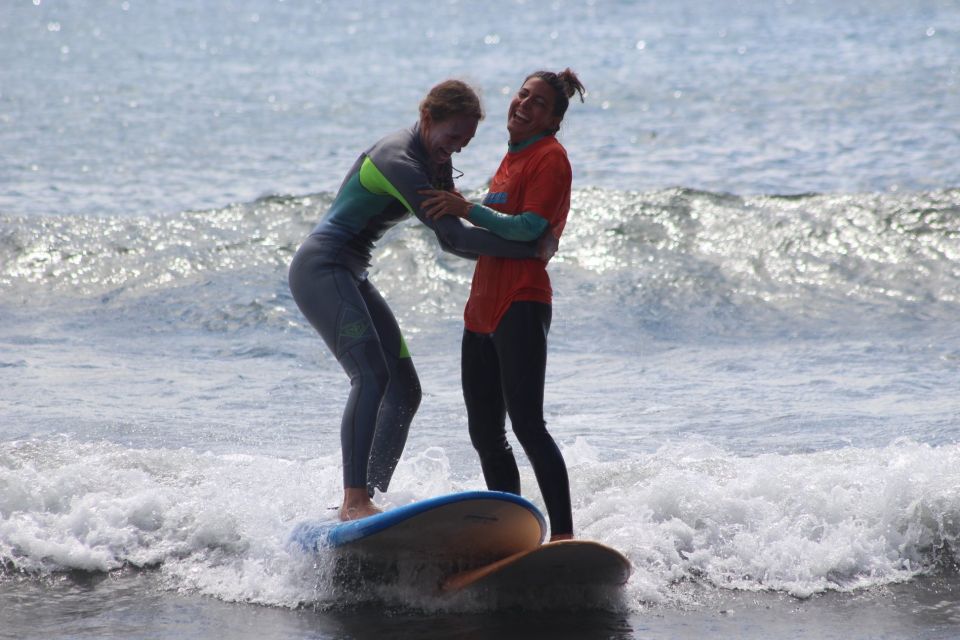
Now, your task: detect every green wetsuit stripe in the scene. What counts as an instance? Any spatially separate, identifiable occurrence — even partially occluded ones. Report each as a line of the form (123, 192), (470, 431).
(326, 171), (396, 233)
(359, 156), (414, 214)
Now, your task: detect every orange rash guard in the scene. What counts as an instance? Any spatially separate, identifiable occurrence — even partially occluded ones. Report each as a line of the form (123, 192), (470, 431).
(464, 134), (572, 334)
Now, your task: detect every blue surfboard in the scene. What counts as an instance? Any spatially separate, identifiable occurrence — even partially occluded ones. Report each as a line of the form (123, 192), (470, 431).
(289, 491), (546, 564)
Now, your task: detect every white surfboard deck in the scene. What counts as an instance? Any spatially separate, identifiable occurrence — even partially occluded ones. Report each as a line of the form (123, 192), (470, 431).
(289, 491), (546, 563)
(441, 539), (632, 592)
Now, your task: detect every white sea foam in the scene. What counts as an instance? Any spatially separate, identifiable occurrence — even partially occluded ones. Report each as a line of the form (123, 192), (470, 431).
(3, 437), (959, 611)
(571, 438), (960, 606)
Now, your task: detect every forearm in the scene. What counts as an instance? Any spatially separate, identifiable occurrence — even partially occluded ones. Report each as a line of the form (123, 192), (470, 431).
(467, 204), (549, 241)
(428, 214), (539, 259)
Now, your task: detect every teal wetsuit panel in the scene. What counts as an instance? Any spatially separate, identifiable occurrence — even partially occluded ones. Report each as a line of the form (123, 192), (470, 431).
(323, 170), (398, 234)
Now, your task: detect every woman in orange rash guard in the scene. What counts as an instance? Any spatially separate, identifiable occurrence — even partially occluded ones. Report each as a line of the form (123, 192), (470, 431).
(421, 69), (585, 541)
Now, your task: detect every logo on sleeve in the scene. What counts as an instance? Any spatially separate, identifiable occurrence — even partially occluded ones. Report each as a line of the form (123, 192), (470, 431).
(483, 192), (508, 205)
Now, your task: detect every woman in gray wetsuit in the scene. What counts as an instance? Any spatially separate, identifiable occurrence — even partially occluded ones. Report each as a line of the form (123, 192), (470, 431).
(288, 80), (549, 521)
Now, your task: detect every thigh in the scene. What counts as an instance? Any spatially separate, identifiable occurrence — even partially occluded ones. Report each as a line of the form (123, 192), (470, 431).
(289, 262), (380, 360)
(356, 277), (407, 363)
(493, 302), (552, 418)
(462, 329), (505, 431)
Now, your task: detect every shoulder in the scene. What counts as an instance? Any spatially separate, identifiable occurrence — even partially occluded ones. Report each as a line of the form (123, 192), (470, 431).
(367, 126), (419, 163)
(541, 136), (569, 160)
(365, 125), (437, 186)
(528, 137), (571, 176)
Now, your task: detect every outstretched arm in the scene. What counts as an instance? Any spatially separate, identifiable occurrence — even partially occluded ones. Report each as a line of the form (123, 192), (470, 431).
(419, 210), (543, 260)
(463, 203), (549, 241)
(420, 188), (551, 242)
(418, 189), (556, 259)
(358, 145), (548, 260)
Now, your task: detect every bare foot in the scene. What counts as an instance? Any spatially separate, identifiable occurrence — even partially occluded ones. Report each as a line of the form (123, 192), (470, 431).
(339, 487), (383, 521)
(549, 533), (574, 542)
(339, 503), (382, 521)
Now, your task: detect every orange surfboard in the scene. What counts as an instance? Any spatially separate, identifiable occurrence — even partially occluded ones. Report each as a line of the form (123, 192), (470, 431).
(442, 539), (631, 592)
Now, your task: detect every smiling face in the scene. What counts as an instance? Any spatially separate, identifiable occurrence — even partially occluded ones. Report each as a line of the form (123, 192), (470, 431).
(507, 77), (562, 144)
(419, 112), (479, 165)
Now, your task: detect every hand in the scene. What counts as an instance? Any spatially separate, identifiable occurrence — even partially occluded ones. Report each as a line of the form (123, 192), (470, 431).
(537, 231), (559, 262)
(419, 189), (472, 220)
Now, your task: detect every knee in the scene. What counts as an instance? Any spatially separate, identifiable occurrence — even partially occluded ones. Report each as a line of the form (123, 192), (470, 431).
(469, 421), (509, 455)
(405, 368), (422, 411)
(350, 370), (389, 405)
(510, 417), (550, 450)
(394, 376), (421, 423)
(392, 360), (421, 412)
(347, 353), (390, 400)
(409, 382), (422, 415)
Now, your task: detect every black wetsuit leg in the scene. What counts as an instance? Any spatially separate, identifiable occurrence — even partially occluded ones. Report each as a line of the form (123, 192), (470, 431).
(461, 328), (519, 494)
(288, 237), (421, 493)
(462, 301), (573, 536)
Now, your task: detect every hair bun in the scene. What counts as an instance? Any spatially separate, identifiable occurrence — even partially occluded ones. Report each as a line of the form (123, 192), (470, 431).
(557, 68), (586, 103)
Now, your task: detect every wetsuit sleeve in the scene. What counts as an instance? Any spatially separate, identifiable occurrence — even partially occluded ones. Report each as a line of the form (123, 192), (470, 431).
(424, 214), (542, 260)
(399, 183), (542, 260)
(360, 152), (542, 260)
(466, 204), (549, 241)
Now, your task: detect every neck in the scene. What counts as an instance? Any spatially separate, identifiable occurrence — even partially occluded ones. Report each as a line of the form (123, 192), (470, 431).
(508, 132), (549, 153)
(414, 120), (443, 166)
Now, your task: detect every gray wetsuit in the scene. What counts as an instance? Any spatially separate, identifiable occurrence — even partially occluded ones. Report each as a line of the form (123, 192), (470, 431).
(288, 123), (541, 493)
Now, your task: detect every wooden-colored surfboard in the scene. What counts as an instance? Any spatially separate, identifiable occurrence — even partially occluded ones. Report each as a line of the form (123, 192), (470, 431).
(442, 539), (631, 592)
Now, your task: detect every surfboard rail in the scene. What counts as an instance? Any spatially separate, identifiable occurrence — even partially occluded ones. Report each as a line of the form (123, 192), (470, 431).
(289, 490), (547, 561)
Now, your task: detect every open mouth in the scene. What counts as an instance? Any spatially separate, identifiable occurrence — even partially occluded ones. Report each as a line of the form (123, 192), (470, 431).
(511, 111), (531, 125)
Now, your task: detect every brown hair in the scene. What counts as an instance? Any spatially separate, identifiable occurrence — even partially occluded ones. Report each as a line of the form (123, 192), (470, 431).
(419, 79), (485, 123)
(525, 68), (586, 134)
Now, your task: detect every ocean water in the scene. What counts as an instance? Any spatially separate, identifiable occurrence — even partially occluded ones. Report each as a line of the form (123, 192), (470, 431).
(2, 1), (960, 638)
